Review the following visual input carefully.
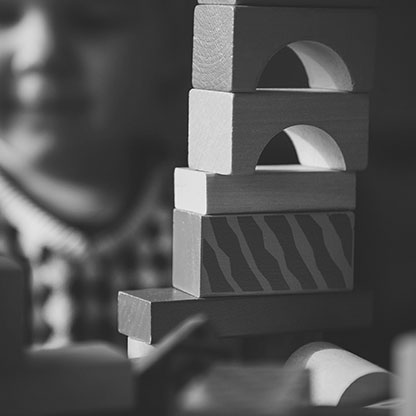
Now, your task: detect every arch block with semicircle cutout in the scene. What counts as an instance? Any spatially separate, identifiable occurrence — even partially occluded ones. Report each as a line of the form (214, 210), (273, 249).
(188, 89), (368, 175)
(193, 5), (377, 92)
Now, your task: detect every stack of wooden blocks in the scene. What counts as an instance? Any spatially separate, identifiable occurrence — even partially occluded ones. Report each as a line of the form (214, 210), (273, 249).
(119, 0), (378, 354)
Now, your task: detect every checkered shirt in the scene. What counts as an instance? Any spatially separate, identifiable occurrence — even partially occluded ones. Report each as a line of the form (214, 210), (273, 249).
(0, 167), (173, 349)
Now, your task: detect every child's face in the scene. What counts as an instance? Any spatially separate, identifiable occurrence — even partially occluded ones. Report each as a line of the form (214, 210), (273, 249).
(0, 0), (174, 169)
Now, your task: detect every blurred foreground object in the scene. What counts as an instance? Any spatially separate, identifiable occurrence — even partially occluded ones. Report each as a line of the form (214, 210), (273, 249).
(0, 344), (134, 416)
(287, 342), (393, 407)
(393, 332), (416, 416)
(176, 364), (310, 416)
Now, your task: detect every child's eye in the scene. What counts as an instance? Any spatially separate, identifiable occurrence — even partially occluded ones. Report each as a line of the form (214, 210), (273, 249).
(0, 3), (22, 27)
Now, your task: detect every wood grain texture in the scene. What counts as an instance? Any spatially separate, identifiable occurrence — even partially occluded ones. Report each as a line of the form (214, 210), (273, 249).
(175, 166), (356, 214)
(0, 256), (26, 368)
(188, 89), (369, 174)
(176, 364), (310, 416)
(0, 344), (134, 416)
(193, 6), (377, 92)
(287, 342), (393, 407)
(118, 288), (373, 343)
(173, 210), (354, 297)
(198, 0), (379, 5)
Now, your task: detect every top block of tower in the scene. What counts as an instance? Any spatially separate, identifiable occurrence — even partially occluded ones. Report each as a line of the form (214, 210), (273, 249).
(193, 5), (377, 92)
(198, 0), (379, 7)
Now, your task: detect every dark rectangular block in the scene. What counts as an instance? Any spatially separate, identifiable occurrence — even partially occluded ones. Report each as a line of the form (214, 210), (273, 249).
(173, 210), (355, 297)
(118, 288), (372, 344)
(198, 0), (379, 6)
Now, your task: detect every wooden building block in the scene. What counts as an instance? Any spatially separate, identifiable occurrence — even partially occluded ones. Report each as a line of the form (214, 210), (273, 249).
(176, 364), (310, 416)
(0, 256), (26, 368)
(175, 166), (356, 215)
(173, 210), (354, 297)
(198, 0), (379, 6)
(128, 338), (157, 359)
(189, 89), (368, 174)
(393, 332), (416, 416)
(193, 6), (377, 92)
(118, 288), (373, 344)
(0, 343), (134, 416)
(287, 342), (393, 407)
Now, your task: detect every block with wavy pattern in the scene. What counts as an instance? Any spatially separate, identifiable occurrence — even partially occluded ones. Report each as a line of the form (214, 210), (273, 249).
(173, 209), (354, 297)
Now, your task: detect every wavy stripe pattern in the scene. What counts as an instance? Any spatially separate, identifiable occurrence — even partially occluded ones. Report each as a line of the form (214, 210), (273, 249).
(200, 212), (354, 295)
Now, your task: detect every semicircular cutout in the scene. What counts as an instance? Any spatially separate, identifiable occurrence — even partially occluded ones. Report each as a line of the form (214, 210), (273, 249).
(256, 125), (346, 171)
(258, 41), (352, 91)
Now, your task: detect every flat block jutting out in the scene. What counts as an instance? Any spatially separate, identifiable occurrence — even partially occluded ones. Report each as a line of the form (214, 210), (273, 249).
(193, 5), (377, 92)
(188, 89), (369, 174)
(0, 256), (26, 367)
(118, 288), (372, 344)
(175, 166), (356, 215)
(173, 209), (354, 298)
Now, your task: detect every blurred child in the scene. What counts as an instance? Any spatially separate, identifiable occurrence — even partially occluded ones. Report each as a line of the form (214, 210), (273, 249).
(0, 0), (191, 347)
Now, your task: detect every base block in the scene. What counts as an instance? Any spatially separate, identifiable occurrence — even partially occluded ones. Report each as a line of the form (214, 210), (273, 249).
(118, 288), (372, 344)
(173, 210), (354, 298)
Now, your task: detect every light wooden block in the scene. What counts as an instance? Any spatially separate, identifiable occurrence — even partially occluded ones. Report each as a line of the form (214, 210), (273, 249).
(287, 342), (393, 407)
(193, 6), (377, 92)
(189, 89), (368, 174)
(118, 288), (373, 344)
(173, 210), (354, 297)
(128, 337), (157, 359)
(0, 256), (26, 368)
(176, 364), (310, 416)
(0, 343), (134, 416)
(198, 0), (379, 5)
(393, 332), (416, 416)
(175, 166), (356, 215)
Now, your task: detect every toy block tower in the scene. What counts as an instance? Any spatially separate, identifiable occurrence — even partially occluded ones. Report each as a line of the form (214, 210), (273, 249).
(119, 1), (378, 351)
